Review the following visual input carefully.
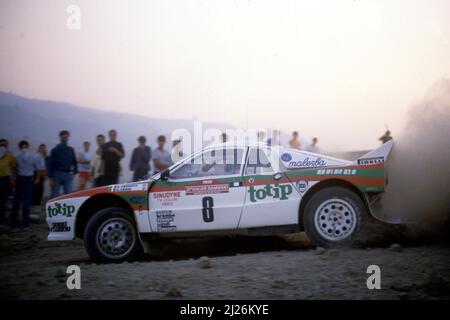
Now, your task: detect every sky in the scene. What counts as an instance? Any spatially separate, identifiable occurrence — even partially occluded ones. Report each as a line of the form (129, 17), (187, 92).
(1, 0), (449, 151)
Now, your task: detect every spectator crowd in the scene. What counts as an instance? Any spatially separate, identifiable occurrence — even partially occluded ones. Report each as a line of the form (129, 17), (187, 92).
(0, 129), (173, 231)
(0, 127), (390, 231)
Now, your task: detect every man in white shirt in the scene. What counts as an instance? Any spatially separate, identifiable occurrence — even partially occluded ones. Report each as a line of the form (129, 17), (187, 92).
(78, 141), (93, 190)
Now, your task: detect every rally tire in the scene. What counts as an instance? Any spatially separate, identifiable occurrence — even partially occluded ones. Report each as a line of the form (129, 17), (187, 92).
(303, 186), (370, 248)
(84, 207), (143, 263)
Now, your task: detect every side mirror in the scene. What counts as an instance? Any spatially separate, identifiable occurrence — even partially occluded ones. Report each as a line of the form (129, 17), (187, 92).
(160, 168), (170, 181)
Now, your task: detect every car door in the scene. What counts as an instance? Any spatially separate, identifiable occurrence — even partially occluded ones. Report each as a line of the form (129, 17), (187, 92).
(148, 146), (247, 233)
(239, 146), (300, 228)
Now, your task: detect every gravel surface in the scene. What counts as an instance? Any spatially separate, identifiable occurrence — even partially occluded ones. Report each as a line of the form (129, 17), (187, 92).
(0, 222), (449, 300)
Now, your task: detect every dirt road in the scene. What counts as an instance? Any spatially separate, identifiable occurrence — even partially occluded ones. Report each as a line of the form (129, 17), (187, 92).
(0, 222), (449, 300)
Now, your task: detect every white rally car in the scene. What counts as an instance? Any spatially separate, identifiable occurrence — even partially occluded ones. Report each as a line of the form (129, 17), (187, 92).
(46, 141), (394, 262)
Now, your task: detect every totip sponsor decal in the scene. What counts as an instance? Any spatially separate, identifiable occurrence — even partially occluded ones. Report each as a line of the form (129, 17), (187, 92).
(248, 183), (293, 202)
(47, 202), (75, 218)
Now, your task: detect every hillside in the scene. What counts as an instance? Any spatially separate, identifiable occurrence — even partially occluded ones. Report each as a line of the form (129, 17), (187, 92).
(0, 92), (233, 181)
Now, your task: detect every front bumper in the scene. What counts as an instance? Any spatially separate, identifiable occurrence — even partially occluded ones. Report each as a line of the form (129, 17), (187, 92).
(46, 196), (89, 240)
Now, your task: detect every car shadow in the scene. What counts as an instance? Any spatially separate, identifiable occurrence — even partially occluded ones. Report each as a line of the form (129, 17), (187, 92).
(143, 232), (314, 261)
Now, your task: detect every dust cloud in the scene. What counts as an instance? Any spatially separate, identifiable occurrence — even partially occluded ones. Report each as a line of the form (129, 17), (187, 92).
(380, 78), (450, 233)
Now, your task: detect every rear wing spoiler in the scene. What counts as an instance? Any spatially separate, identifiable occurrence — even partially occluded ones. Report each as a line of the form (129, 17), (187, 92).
(354, 140), (394, 165)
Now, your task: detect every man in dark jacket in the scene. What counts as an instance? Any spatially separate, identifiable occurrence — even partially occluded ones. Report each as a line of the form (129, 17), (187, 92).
(48, 130), (78, 198)
(129, 136), (151, 182)
(101, 129), (124, 185)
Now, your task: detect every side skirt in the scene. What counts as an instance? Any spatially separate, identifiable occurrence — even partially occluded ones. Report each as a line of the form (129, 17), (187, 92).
(140, 224), (300, 241)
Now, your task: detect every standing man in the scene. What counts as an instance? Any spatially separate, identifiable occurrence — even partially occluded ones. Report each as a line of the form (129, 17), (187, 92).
(91, 134), (105, 187)
(102, 129), (125, 185)
(288, 131), (301, 150)
(48, 130), (78, 198)
(129, 136), (151, 182)
(305, 137), (320, 153)
(78, 141), (93, 190)
(10, 140), (37, 229)
(221, 133), (228, 143)
(32, 144), (48, 207)
(0, 139), (16, 225)
(153, 135), (172, 174)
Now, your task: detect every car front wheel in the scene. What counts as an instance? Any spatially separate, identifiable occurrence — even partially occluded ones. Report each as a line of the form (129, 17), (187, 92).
(84, 207), (142, 263)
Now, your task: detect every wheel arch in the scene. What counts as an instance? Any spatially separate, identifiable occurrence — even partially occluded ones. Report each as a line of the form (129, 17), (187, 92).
(298, 179), (367, 231)
(75, 194), (135, 239)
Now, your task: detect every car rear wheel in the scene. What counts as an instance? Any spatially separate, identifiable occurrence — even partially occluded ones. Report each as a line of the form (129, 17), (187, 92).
(303, 186), (369, 247)
(84, 207), (142, 263)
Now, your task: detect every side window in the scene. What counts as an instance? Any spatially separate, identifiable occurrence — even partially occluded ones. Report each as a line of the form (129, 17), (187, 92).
(170, 148), (244, 180)
(245, 148), (274, 175)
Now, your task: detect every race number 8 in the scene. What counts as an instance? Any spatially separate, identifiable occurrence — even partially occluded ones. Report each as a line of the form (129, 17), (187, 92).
(202, 196), (214, 222)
